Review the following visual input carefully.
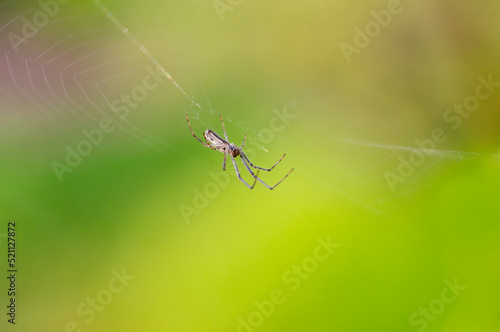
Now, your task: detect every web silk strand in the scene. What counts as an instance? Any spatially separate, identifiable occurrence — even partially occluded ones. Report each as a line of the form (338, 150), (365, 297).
(93, 0), (204, 112)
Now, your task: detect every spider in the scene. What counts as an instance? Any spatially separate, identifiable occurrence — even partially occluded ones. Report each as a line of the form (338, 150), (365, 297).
(186, 114), (294, 189)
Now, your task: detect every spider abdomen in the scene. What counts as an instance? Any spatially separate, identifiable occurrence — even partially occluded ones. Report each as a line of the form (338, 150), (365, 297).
(204, 129), (228, 153)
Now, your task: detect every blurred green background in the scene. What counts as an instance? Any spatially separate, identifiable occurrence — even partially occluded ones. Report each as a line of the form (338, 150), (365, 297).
(1, 0), (499, 331)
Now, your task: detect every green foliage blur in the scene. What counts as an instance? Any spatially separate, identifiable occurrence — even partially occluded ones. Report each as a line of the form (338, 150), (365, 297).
(1, 0), (499, 331)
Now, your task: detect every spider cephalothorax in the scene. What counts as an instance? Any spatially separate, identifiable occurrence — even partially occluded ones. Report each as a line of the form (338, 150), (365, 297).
(187, 114), (293, 189)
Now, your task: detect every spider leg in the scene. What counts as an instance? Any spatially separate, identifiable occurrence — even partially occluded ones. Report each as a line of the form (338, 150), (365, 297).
(240, 155), (294, 190)
(219, 114), (229, 141)
(251, 170), (259, 188)
(186, 114), (211, 147)
(229, 154), (257, 189)
(241, 133), (247, 148)
(240, 151), (286, 172)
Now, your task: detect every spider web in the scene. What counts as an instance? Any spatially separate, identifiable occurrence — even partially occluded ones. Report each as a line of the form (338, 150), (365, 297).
(1, 0), (498, 219)
(0, 0), (299, 181)
(0, 0), (188, 154)
(321, 137), (499, 216)
(0, 0), (273, 165)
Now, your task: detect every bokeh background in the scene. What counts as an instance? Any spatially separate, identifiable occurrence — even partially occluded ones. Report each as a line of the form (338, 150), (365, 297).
(1, 0), (499, 331)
